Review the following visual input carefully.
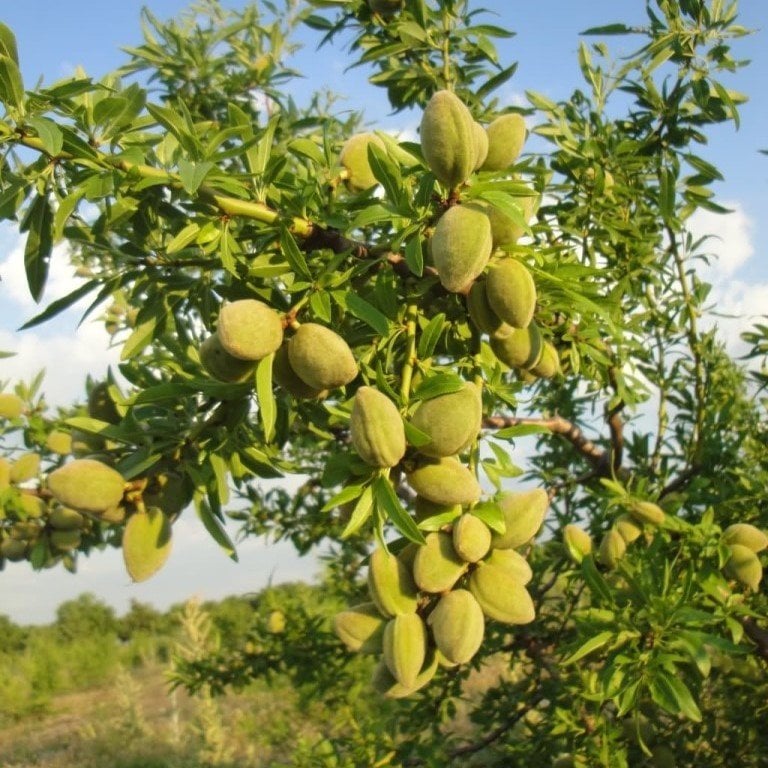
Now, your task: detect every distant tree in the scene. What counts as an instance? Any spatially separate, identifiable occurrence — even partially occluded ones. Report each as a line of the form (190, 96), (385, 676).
(0, 614), (27, 653)
(55, 593), (118, 641)
(0, 1), (766, 765)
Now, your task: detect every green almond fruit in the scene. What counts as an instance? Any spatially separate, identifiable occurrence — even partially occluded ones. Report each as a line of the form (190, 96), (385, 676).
(46, 430), (73, 456)
(428, 589), (485, 664)
(367, 547), (419, 618)
(200, 333), (256, 383)
(49, 528), (82, 552)
(481, 113), (527, 171)
(409, 382), (482, 458)
(406, 457), (482, 507)
(469, 563), (535, 624)
(216, 299), (284, 362)
(273, 343), (328, 400)
(333, 602), (386, 653)
(431, 204), (492, 293)
(371, 648), (438, 699)
(615, 514), (642, 544)
(18, 494), (45, 519)
(724, 544), (763, 591)
(368, 0), (404, 16)
(721, 523), (768, 553)
(350, 386), (406, 468)
(529, 341), (561, 379)
(472, 121), (489, 170)
(467, 280), (514, 338)
(490, 323), (543, 370)
(10, 521), (41, 541)
(412, 531), (468, 593)
(48, 459), (126, 514)
(488, 193), (538, 248)
(0, 393), (24, 419)
(627, 500), (665, 526)
(0, 457), (10, 490)
(452, 513), (492, 563)
(485, 258), (537, 329)
(490, 489), (548, 550)
(420, 90), (476, 189)
(266, 610), (286, 634)
(0, 538), (27, 561)
(484, 547), (533, 585)
(122, 508), (173, 583)
(563, 524), (592, 563)
(598, 528), (627, 569)
(339, 132), (385, 191)
(87, 382), (121, 423)
(10, 453), (40, 484)
(288, 323), (358, 391)
(143, 473), (192, 518)
(49, 506), (86, 531)
(382, 613), (428, 689)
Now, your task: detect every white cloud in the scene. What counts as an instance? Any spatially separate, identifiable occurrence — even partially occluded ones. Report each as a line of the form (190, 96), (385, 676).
(688, 203), (766, 359)
(688, 202), (755, 278)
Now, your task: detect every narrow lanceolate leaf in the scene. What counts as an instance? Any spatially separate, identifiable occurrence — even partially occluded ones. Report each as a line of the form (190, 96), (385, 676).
(256, 352), (276, 443)
(412, 372), (465, 402)
(375, 476), (425, 545)
(562, 631), (614, 665)
(122, 508), (173, 583)
(280, 225), (311, 280)
(196, 498), (237, 560)
(417, 313), (446, 359)
(121, 317), (158, 360)
(345, 293), (390, 337)
(0, 23), (19, 65)
(341, 484), (374, 539)
(0, 56), (24, 113)
(20, 194), (53, 302)
(649, 670), (702, 722)
(18, 278), (99, 330)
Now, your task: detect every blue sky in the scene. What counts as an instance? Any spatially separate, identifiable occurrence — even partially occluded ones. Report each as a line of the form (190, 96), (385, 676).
(0, 1), (766, 623)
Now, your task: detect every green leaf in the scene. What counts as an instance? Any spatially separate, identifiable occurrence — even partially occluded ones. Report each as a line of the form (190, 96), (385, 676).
(280, 225), (312, 281)
(322, 483), (364, 513)
(166, 222), (201, 254)
(18, 278), (99, 330)
(495, 423), (550, 439)
(26, 116), (63, 156)
(374, 475), (425, 545)
(0, 23), (19, 65)
(256, 353), (276, 443)
(417, 313), (445, 359)
(649, 670), (702, 722)
(562, 631), (614, 665)
(404, 235), (423, 277)
(345, 293), (390, 336)
(581, 23), (633, 35)
(178, 159), (214, 195)
(19, 194), (53, 302)
(581, 555), (614, 604)
(0, 55), (24, 113)
(196, 498), (238, 561)
(120, 317), (158, 361)
(468, 500), (506, 534)
(412, 372), (465, 402)
(341, 484), (374, 539)
(208, 453), (230, 506)
(403, 419), (432, 448)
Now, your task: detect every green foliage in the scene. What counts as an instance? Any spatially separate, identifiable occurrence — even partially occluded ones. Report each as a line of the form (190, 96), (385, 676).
(0, 0), (766, 765)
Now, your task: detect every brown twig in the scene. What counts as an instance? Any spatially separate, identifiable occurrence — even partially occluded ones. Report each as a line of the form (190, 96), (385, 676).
(741, 617), (768, 663)
(483, 414), (609, 470)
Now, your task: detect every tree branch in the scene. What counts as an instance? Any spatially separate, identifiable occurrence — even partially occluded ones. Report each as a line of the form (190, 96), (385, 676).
(483, 414), (609, 470)
(741, 617), (768, 664)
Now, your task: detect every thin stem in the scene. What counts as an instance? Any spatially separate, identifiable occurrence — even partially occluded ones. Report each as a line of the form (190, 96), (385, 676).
(400, 302), (418, 404)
